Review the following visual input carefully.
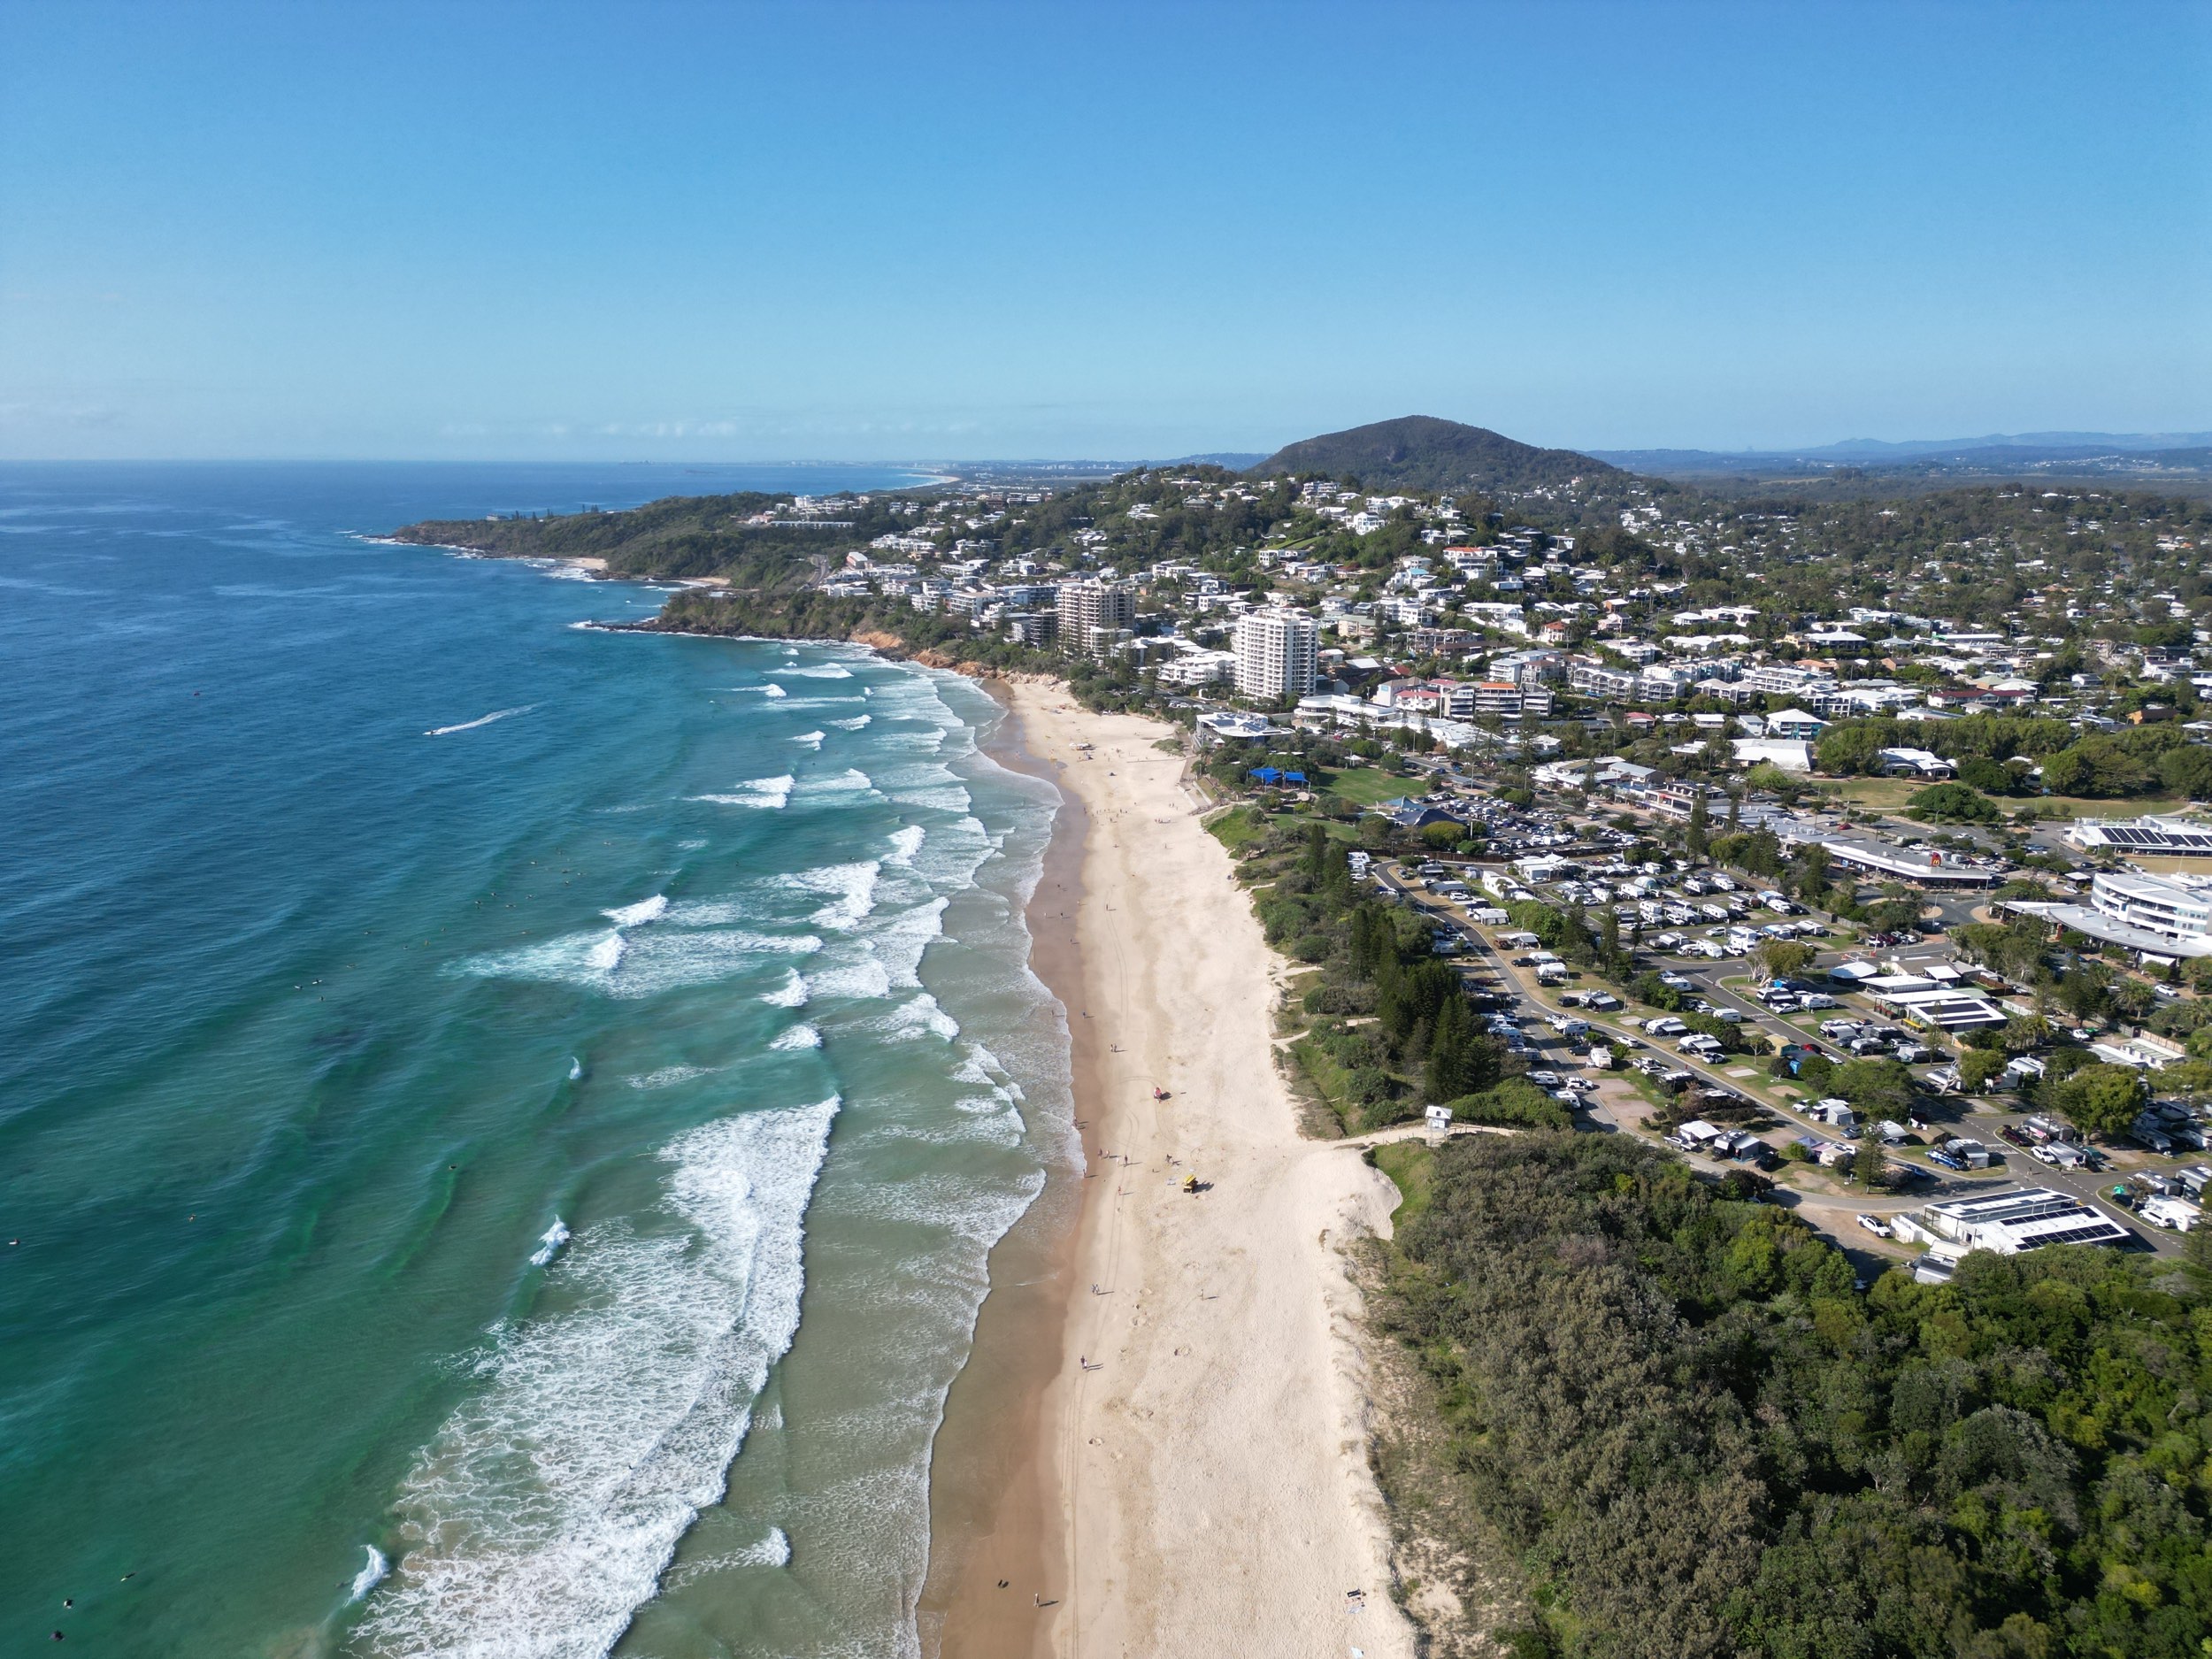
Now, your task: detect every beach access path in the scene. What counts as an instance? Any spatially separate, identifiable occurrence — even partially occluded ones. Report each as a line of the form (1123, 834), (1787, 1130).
(960, 683), (1416, 1659)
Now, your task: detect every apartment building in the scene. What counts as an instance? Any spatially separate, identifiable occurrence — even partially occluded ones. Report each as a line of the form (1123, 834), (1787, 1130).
(1056, 579), (1135, 661)
(1233, 607), (1318, 702)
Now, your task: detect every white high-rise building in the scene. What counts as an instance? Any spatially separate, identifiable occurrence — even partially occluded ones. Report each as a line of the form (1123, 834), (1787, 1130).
(1056, 580), (1135, 661)
(1234, 607), (1317, 702)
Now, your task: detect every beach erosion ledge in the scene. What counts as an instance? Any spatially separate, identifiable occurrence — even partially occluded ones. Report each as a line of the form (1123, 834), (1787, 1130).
(919, 681), (1415, 1659)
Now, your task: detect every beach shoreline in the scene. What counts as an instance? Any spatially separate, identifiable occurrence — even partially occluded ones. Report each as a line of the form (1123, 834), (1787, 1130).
(916, 683), (1090, 1656)
(921, 682), (1413, 1659)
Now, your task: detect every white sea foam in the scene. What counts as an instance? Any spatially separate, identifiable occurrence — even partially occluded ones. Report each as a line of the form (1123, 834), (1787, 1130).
(352, 1098), (838, 1659)
(790, 731), (825, 749)
(882, 993), (960, 1042)
(830, 715), (872, 730)
(769, 1024), (821, 1051)
(348, 1546), (390, 1602)
(776, 664), (853, 679)
(759, 969), (809, 1008)
(776, 862), (879, 932)
(688, 774), (792, 810)
(803, 959), (893, 1001)
(602, 895), (668, 928)
(886, 825), (926, 866)
(425, 704), (536, 738)
(454, 926), (819, 1000)
(742, 1525), (793, 1566)
(878, 726), (948, 752)
(760, 683), (787, 698)
(529, 1217), (571, 1266)
(864, 896), (950, 990)
(567, 1056), (584, 1082)
(794, 768), (875, 800)
(627, 1064), (716, 1090)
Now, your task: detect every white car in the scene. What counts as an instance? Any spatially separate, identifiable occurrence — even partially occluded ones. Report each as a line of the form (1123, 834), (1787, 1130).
(1563, 1077), (1599, 1092)
(1855, 1214), (1893, 1238)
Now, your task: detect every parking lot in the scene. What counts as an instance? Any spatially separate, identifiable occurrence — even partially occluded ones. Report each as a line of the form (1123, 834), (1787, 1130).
(1371, 855), (2191, 1263)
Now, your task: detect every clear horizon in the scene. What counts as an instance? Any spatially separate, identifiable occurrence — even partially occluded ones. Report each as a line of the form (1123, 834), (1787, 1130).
(3, 0), (2207, 462)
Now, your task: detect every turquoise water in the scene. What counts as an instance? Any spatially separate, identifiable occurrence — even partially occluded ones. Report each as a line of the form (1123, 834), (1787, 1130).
(0, 465), (1071, 1656)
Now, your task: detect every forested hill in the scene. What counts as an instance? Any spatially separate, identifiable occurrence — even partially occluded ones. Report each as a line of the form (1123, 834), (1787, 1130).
(1249, 415), (1625, 494)
(389, 492), (902, 587)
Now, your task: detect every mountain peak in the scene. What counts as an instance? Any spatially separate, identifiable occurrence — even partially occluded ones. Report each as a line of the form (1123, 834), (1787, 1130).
(1248, 416), (1620, 494)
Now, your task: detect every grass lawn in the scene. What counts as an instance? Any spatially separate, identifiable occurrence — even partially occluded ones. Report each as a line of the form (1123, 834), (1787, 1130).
(2039, 793), (2188, 819)
(1832, 777), (2187, 822)
(1205, 803), (1268, 854)
(1323, 765), (1417, 808)
(1369, 1140), (1435, 1227)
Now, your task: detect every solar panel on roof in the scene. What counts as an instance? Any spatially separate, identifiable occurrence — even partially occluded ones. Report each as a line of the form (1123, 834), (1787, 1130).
(2022, 1225), (2125, 1248)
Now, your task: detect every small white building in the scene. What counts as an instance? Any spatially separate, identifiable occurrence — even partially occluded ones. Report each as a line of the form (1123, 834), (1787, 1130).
(1732, 738), (1813, 772)
(1892, 1187), (2132, 1272)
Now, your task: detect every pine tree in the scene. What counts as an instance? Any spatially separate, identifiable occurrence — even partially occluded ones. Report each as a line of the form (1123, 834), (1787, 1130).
(1687, 793), (1710, 859)
(1425, 994), (1479, 1103)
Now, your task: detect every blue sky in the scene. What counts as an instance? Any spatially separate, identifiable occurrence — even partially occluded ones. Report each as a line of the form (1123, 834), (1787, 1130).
(2, 0), (2206, 460)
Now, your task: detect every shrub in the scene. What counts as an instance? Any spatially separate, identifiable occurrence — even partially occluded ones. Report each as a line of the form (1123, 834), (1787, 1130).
(1440, 1078), (1571, 1130)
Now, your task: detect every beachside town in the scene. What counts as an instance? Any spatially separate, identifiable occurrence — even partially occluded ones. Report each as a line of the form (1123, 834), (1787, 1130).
(792, 463), (2212, 1271)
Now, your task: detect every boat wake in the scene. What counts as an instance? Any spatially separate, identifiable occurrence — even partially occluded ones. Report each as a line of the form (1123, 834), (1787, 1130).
(425, 704), (536, 737)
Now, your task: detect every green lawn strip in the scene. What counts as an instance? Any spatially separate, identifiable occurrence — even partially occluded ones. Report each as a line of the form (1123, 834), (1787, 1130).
(1324, 765), (1419, 808)
(1289, 1035), (1355, 1133)
(1369, 1139), (1436, 1228)
(1835, 777), (2185, 822)
(1205, 804), (1269, 854)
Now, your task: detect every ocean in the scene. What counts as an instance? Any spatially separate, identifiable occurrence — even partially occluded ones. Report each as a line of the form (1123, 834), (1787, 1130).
(0, 464), (1073, 1656)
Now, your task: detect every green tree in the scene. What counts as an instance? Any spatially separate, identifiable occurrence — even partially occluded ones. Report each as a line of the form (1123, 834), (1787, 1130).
(1829, 1056), (1917, 1120)
(1424, 995), (1495, 1103)
(1755, 939), (1816, 980)
(1815, 721), (1887, 776)
(2056, 965), (2111, 1023)
(1959, 1048), (2008, 1092)
(2051, 1062), (2147, 1140)
(1955, 756), (2016, 795)
(1686, 792), (1710, 859)
(2160, 744), (2212, 801)
(1795, 841), (1831, 905)
(1907, 781), (2001, 823)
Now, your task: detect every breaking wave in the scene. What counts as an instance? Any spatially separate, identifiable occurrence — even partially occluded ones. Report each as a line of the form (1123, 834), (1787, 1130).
(350, 1099), (839, 1659)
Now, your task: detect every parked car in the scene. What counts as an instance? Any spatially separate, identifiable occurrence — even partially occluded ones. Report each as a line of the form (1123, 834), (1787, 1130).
(1856, 1214), (1893, 1238)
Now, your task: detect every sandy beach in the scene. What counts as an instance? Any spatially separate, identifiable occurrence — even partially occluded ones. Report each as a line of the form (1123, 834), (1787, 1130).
(926, 683), (1414, 1659)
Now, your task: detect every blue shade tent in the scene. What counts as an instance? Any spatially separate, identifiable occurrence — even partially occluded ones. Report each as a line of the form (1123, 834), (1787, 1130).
(1248, 766), (1283, 784)
(1282, 771), (1308, 785)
